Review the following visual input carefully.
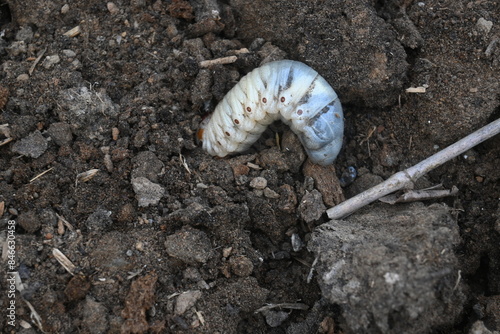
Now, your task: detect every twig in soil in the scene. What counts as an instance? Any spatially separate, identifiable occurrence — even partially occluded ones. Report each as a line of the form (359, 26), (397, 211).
(56, 213), (75, 232)
(307, 255), (319, 283)
(378, 185), (458, 204)
(0, 137), (13, 146)
(29, 167), (54, 183)
(29, 48), (46, 76)
(327, 117), (500, 220)
(179, 153), (191, 174)
(405, 86), (427, 93)
(199, 56), (237, 68)
(52, 248), (76, 275)
(255, 302), (309, 313)
(453, 270), (462, 291)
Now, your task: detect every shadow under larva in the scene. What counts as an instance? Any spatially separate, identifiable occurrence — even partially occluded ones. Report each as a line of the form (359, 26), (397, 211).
(197, 60), (344, 166)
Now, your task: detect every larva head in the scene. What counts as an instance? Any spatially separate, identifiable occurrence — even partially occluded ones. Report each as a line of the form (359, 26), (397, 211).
(196, 114), (212, 144)
(301, 98), (344, 166)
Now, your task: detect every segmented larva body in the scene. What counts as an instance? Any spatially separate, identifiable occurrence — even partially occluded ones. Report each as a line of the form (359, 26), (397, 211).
(197, 60), (344, 166)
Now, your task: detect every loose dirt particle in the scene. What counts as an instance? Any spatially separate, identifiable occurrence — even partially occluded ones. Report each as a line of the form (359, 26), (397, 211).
(167, 0), (194, 20)
(174, 290), (202, 315)
(250, 176), (267, 190)
(164, 227), (213, 264)
(303, 160), (344, 207)
(17, 210), (41, 233)
(121, 273), (158, 334)
(64, 275), (91, 301)
(11, 130), (48, 158)
(229, 255), (254, 277)
(298, 190), (326, 223)
(0, 86), (9, 109)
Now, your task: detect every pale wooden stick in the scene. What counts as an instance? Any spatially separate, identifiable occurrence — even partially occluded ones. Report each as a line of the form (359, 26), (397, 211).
(326, 118), (500, 220)
(199, 56), (237, 68)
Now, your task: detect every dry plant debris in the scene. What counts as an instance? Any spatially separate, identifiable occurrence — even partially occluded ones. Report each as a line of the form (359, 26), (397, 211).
(327, 118), (500, 219)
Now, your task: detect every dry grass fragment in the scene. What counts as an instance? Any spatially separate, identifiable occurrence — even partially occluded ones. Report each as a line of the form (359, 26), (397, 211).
(30, 167), (54, 183)
(199, 56), (237, 68)
(63, 25), (82, 37)
(76, 169), (99, 182)
(52, 248), (76, 275)
(405, 86), (427, 93)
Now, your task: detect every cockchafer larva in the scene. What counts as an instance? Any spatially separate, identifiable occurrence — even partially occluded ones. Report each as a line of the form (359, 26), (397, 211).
(197, 60), (344, 166)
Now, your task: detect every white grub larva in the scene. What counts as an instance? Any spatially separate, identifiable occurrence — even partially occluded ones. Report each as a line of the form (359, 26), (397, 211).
(197, 60), (344, 166)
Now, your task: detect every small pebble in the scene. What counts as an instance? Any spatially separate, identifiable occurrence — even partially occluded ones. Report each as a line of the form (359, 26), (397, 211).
(175, 290), (202, 315)
(263, 187), (280, 199)
(476, 18), (493, 35)
(15, 26), (34, 42)
(135, 241), (144, 252)
(62, 49), (77, 58)
(6, 41), (26, 56)
(291, 233), (303, 252)
(131, 177), (165, 207)
(222, 247), (232, 258)
(104, 154), (113, 172)
(263, 309), (289, 327)
(17, 74), (29, 81)
(43, 55), (61, 69)
(69, 59), (81, 69)
(250, 177), (267, 190)
(61, 4), (70, 14)
(11, 130), (48, 158)
(107, 2), (119, 15)
(48, 122), (73, 146)
(298, 190), (326, 223)
(112, 127), (120, 141)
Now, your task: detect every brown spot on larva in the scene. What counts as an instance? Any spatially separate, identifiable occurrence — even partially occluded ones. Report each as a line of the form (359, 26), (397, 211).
(246, 106), (251, 112)
(217, 140), (222, 146)
(335, 113), (341, 118)
(225, 131), (231, 136)
(262, 97), (267, 103)
(297, 109), (303, 115)
(234, 119), (240, 124)
(280, 97), (285, 103)
(196, 129), (204, 141)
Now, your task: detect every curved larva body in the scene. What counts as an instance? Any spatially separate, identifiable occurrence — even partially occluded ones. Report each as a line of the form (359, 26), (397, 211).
(198, 60), (344, 166)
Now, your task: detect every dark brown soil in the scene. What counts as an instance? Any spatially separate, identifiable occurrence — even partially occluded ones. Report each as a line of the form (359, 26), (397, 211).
(0, 0), (499, 333)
